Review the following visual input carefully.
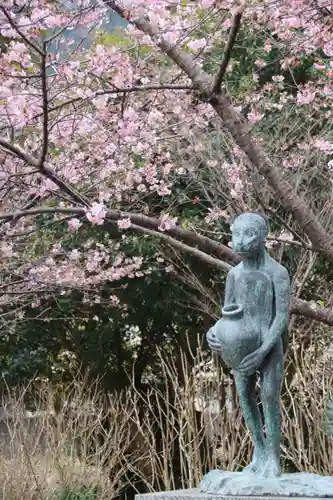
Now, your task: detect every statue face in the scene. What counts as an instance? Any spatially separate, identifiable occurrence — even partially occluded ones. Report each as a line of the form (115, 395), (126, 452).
(231, 216), (265, 256)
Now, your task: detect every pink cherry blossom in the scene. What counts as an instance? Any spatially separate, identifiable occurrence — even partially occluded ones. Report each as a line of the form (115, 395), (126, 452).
(85, 203), (107, 225)
(297, 89), (316, 105)
(313, 63), (326, 70)
(68, 219), (82, 232)
(188, 38), (206, 51)
(323, 40), (333, 57)
(313, 140), (333, 154)
(0, 241), (14, 258)
(158, 214), (178, 232)
(272, 75), (284, 83)
(264, 40), (272, 53)
(255, 59), (266, 68)
(0, 0), (333, 307)
(247, 111), (265, 123)
(200, 0), (215, 7)
(205, 208), (228, 224)
(117, 218), (132, 229)
(110, 295), (120, 306)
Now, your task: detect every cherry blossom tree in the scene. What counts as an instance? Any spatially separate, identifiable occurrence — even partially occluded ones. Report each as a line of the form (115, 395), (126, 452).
(0, 0), (333, 329)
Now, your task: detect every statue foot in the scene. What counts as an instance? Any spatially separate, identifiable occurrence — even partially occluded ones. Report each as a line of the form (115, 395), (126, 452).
(242, 448), (265, 474)
(258, 457), (280, 478)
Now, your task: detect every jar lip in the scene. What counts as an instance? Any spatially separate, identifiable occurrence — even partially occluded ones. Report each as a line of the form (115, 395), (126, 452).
(222, 304), (243, 316)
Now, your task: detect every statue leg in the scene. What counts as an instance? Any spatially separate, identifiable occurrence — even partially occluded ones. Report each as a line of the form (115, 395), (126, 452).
(233, 372), (265, 473)
(259, 338), (284, 478)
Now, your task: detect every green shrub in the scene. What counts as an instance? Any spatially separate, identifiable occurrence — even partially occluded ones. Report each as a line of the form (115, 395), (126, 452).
(49, 486), (99, 500)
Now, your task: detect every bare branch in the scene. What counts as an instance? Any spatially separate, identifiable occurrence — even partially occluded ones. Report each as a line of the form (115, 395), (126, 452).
(212, 5), (244, 94)
(0, 206), (83, 219)
(105, 84), (194, 93)
(46, 84), (194, 113)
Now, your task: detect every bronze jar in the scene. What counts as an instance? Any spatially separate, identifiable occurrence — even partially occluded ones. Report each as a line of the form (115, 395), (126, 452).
(214, 304), (261, 370)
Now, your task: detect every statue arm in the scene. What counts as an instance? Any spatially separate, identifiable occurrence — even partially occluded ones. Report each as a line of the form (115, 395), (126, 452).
(223, 270), (235, 310)
(261, 267), (290, 357)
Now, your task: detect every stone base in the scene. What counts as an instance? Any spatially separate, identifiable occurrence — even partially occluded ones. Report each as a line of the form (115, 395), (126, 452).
(135, 474), (333, 500)
(200, 470), (333, 497)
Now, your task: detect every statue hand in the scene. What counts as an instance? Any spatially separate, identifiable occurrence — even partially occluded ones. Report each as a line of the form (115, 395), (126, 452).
(206, 326), (221, 353)
(237, 347), (266, 376)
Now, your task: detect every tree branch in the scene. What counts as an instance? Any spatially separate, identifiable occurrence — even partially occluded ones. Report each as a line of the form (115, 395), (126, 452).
(290, 297), (333, 326)
(0, 138), (89, 207)
(0, 138), (39, 167)
(33, 84), (195, 122)
(107, 211), (239, 264)
(212, 5), (244, 94)
(0, 84), (194, 135)
(1, 204), (333, 326)
(103, 84), (194, 93)
(104, 1), (333, 264)
(0, 205), (237, 263)
(129, 223), (231, 272)
(0, 7), (44, 56)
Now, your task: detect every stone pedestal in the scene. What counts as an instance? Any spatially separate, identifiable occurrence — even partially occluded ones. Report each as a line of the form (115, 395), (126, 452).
(200, 469), (333, 497)
(135, 481), (333, 500)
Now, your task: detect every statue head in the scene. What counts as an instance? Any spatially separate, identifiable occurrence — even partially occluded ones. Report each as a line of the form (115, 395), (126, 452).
(231, 212), (268, 257)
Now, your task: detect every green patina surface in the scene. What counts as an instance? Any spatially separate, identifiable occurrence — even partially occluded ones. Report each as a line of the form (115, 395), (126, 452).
(206, 212), (290, 479)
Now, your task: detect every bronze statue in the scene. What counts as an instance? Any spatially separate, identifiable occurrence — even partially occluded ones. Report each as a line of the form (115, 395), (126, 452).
(206, 212), (290, 478)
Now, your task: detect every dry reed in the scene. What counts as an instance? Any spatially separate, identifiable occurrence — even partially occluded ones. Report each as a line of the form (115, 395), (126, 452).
(0, 337), (332, 499)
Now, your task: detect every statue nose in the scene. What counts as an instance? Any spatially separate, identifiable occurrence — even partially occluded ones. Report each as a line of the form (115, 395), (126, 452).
(237, 238), (245, 250)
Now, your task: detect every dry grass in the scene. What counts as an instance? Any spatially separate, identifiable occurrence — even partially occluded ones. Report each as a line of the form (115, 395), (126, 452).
(0, 339), (332, 499)
(281, 332), (333, 474)
(0, 376), (150, 500)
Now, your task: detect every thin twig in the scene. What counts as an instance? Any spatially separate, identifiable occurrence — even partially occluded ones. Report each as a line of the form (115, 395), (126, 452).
(0, 138), (89, 206)
(0, 84), (194, 133)
(212, 5), (245, 94)
(45, 84), (194, 116)
(1, 7), (44, 56)
(264, 204), (309, 248)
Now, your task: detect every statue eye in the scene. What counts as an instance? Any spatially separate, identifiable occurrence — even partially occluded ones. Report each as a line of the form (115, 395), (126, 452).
(234, 231), (240, 237)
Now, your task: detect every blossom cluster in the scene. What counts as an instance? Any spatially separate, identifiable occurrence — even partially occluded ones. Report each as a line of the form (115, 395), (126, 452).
(0, 0), (332, 305)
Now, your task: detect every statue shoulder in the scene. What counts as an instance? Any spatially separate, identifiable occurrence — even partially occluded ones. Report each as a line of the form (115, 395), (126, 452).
(228, 262), (243, 278)
(266, 254), (290, 284)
